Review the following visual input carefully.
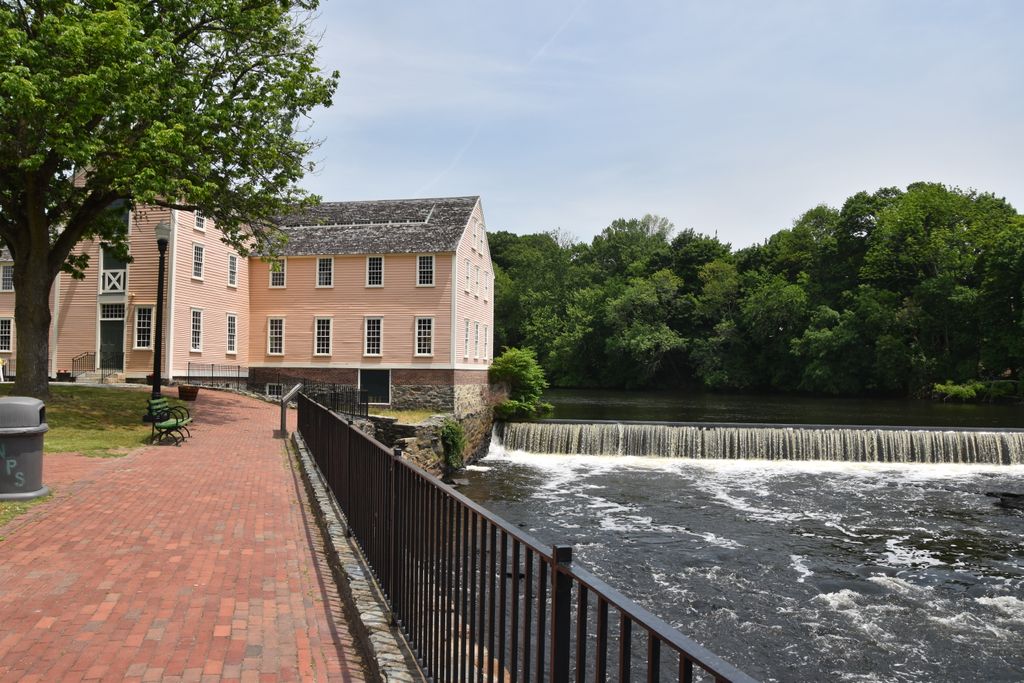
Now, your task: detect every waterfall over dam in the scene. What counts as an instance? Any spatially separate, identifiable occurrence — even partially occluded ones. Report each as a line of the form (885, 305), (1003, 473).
(493, 420), (1024, 465)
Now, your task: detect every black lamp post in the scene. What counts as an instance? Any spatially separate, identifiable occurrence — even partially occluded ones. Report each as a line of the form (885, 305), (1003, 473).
(151, 220), (171, 399)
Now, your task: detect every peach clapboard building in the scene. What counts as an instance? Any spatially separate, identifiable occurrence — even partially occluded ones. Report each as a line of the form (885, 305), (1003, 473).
(0, 196), (495, 413)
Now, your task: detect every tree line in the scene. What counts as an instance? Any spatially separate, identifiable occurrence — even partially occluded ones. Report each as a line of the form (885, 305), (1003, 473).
(490, 182), (1024, 398)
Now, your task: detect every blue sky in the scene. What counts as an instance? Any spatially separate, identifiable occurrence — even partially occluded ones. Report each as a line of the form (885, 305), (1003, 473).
(304, 1), (1024, 247)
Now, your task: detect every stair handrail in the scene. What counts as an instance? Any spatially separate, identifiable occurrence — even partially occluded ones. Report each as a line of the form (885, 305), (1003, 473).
(70, 352), (95, 377)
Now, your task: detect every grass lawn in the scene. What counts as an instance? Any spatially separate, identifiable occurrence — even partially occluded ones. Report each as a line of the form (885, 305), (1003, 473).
(0, 384), (181, 457)
(0, 494), (52, 538)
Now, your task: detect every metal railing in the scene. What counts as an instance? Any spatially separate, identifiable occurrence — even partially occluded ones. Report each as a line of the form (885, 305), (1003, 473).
(98, 351), (123, 381)
(186, 362), (249, 390)
(301, 379), (369, 419)
(297, 392), (756, 683)
(71, 352), (94, 378)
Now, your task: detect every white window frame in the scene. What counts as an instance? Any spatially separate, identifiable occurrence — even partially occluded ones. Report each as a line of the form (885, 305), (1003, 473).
(267, 317), (285, 356)
(0, 264), (13, 292)
(483, 324), (489, 360)
(416, 254), (435, 287)
(316, 257), (334, 288)
(464, 258), (471, 292)
(0, 318), (13, 352)
(484, 272), (490, 301)
(314, 317), (333, 356)
(474, 265), (480, 296)
(269, 259), (286, 288)
(415, 317), (434, 357)
(464, 319), (470, 359)
(366, 256), (384, 287)
(226, 313), (237, 355)
(190, 308), (203, 352)
(134, 306), (153, 350)
(227, 254), (238, 288)
(364, 317), (383, 357)
(474, 321), (480, 359)
(266, 383), (283, 399)
(192, 243), (205, 280)
(479, 225), (485, 252)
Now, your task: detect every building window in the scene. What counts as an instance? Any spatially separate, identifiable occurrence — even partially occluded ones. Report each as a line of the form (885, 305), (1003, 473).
(226, 314), (237, 354)
(194, 212), (206, 231)
(483, 324), (489, 360)
(190, 309), (203, 351)
(464, 319), (470, 359)
(472, 223), (478, 252)
(474, 321), (480, 359)
(417, 255), (434, 286)
(269, 259), (286, 288)
(464, 258), (471, 291)
(0, 318), (12, 352)
(484, 272), (489, 301)
(364, 317), (382, 356)
(266, 383), (283, 399)
(267, 317), (284, 355)
(474, 265), (480, 295)
(134, 306), (153, 349)
(100, 303), (125, 320)
(317, 257), (333, 287)
(415, 317), (433, 356)
(0, 265), (13, 292)
(192, 243), (204, 279)
(228, 254), (238, 287)
(314, 317), (332, 356)
(479, 225), (485, 252)
(366, 256), (383, 287)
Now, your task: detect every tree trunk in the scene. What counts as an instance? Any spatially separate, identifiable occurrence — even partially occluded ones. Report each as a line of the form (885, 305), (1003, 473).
(11, 250), (55, 400)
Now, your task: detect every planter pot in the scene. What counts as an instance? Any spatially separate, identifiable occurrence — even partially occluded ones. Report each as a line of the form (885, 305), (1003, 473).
(178, 385), (200, 401)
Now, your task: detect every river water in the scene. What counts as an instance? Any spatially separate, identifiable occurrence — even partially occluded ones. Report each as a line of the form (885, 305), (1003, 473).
(461, 392), (1024, 682)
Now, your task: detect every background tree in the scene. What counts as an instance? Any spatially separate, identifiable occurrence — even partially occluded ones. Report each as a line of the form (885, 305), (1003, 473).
(0, 0), (338, 397)
(490, 183), (1023, 399)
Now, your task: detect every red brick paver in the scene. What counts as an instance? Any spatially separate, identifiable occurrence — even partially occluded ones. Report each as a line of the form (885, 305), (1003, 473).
(0, 391), (366, 682)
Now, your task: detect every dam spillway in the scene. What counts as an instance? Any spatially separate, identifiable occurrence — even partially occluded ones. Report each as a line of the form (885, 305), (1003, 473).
(493, 419), (1024, 465)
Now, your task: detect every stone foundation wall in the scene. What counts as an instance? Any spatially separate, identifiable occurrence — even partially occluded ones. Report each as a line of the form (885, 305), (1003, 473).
(390, 384), (455, 412)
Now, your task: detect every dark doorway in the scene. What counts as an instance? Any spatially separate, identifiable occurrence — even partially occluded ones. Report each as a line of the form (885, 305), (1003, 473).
(359, 369), (390, 404)
(99, 303), (125, 370)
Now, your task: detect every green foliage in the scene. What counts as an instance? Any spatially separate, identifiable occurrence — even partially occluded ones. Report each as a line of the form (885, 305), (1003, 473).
(438, 419), (467, 470)
(489, 348), (553, 419)
(933, 380), (987, 401)
(492, 182), (1024, 398)
(0, 0), (338, 397)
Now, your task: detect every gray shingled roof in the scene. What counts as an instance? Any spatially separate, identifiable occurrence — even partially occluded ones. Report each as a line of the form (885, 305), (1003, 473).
(274, 196), (479, 256)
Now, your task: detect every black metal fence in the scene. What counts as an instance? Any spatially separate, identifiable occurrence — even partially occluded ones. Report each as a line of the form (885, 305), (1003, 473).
(301, 380), (369, 419)
(297, 392), (756, 683)
(186, 362), (250, 390)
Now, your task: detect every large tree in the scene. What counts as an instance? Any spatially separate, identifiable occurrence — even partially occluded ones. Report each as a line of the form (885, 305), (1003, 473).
(0, 0), (337, 397)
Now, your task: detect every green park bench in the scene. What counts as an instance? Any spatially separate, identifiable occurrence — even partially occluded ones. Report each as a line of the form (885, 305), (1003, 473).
(145, 397), (193, 445)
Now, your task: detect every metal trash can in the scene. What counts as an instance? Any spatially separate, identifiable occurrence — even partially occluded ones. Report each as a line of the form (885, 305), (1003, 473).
(0, 397), (49, 501)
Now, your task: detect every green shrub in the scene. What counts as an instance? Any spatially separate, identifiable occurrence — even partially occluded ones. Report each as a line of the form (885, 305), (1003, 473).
(490, 347), (553, 419)
(438, 418), (467, 470)
(933, 379), (985, 401)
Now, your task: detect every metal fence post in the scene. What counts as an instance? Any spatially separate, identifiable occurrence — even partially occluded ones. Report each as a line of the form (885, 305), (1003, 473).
(389, 446), (402, 623)
(551, 544), (573, 683)
(279, 383), (302, 438)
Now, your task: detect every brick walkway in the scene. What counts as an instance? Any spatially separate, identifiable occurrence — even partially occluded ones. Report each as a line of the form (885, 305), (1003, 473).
(0, 390), (367, 682)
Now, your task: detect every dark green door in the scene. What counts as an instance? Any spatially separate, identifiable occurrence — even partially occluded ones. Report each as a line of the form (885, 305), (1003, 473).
(99, 320), (124, 370)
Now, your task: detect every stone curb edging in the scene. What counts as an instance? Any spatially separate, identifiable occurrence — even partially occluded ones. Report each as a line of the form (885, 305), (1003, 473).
(291, 432), (424, 683)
